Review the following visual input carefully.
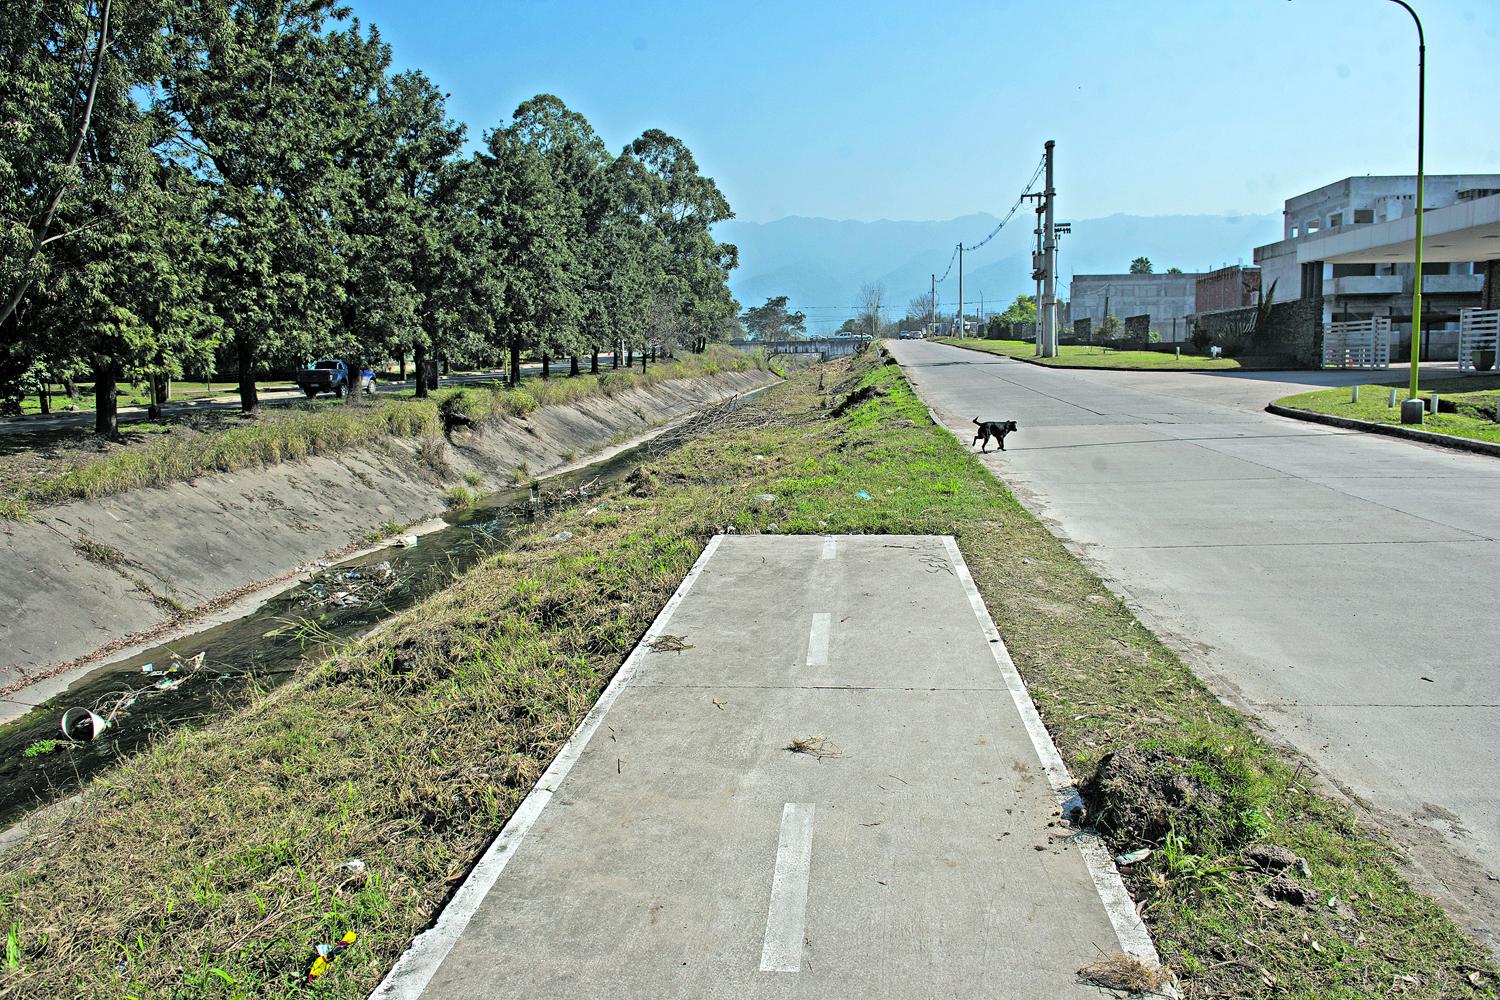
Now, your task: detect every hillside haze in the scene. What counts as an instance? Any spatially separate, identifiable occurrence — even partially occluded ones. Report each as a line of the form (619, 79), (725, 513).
(719, 211), (1282, 332)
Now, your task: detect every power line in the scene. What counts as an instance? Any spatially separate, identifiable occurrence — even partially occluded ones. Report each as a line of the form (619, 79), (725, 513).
(934, 153), (1047, 285)
(934, 244), (960, 284)
(963, 155), (1046, 252)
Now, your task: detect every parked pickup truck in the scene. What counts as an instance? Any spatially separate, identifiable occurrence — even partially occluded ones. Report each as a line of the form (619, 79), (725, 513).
(295, 359), (375, 398)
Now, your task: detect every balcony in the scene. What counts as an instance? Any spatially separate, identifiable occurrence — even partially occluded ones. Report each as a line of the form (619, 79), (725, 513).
(1326, 275), (1403, 296)
(1421, 273), (1484, 295)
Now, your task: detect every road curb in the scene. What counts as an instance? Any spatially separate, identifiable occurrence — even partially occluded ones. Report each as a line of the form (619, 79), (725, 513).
(1265, 403), (1500, 459)
(930, 338), (1298, 375)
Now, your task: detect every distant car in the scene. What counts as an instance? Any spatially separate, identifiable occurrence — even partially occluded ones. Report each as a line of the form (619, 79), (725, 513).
(897, 331), (912, 339)
(296, 359), (375, 398)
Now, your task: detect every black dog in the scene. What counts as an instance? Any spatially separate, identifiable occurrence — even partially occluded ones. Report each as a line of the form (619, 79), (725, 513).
(972, 417), (1018, 453)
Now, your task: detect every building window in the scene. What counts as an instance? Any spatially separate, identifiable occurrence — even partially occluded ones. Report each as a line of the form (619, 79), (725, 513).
(1353, 209), (1374, 224)
(1328, 212), (1342, 228)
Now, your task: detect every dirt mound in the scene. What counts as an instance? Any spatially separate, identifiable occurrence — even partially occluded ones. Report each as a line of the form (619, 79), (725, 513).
(827, 383), (888, 418)
(626, 465), (659, 497)
(1082, 746), (1223, 846)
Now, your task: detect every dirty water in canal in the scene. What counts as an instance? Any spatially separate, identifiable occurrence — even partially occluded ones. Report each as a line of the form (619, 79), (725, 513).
(0, 431), (680, 830)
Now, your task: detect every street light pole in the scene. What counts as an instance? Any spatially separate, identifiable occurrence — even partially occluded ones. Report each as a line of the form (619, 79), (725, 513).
(1390, 0), (1425, 401)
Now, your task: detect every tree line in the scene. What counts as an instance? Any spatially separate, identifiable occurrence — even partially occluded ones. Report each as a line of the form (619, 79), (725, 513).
(1, 0), (741, 434)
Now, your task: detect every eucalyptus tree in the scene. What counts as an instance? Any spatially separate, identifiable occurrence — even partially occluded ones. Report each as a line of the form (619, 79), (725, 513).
(506, 95), (611, 377)
(376, 73), (471, 397)
(0, 0), (118, 330)
(0, 0), (217, 434)
(161, 0), (381, 412)
(471, 122), (580, 386)
(622, 129), (739, 354)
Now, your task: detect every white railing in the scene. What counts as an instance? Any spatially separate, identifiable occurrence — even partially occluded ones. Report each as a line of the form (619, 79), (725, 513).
(1323, 318), (1391, 369)
(1457, 308), (1500, 373)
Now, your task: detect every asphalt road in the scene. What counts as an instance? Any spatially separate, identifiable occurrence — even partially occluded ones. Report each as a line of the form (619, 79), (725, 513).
(377, 535), (1155, 999)
(890, 339), (1500, 946)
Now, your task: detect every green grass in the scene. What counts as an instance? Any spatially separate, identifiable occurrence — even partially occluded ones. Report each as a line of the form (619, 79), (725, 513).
(934, 337), (1251, 369)
(0, 350), (1490, 998)
(0, 347), (767, 520)
(443, 485), (477, 509)
(1275, 374), (1500, 445)
(15, 381), (293, 415)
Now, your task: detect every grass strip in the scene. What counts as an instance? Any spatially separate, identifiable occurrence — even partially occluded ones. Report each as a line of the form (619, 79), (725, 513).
(0, 350), (1492, 998)
(0, 347), (766, 520)
(1275, 374), (1500, 446)
(933, 336), (1254, 370)
(13, 381), (295, 415)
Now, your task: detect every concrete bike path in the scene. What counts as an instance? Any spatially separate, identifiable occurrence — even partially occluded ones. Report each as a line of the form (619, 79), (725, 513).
(375, 535), (1157, 999)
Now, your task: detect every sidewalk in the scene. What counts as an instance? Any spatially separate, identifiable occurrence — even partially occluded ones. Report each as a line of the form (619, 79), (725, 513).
(375, 535), (1156, 999)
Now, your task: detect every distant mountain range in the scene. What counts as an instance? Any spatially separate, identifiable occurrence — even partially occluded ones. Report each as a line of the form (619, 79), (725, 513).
(717, 211), (1282, 332)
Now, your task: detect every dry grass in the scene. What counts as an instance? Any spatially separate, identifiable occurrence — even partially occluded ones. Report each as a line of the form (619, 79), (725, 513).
(785, 735), (845, 760)
(1078, 954), (1171, 993)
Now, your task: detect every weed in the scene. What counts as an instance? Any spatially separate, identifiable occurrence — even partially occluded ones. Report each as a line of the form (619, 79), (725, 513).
(463, 470), (484, 489)
(444, 485), (476, 510)
(21, 740), (62, 759)
(415, 435), (450, 478)
(72, 535), (127, 568)
(0, 496), (29, 521)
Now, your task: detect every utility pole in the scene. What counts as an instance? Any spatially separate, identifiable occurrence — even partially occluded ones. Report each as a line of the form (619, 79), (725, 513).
(957, 243), (965, 338)
(1026, 194), (1044, 353)
(1041, 139), (1058, 358)
(930, 273), (936, 337)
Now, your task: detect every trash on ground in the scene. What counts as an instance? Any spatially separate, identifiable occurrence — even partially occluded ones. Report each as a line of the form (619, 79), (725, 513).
(786, 735), (845, 760)
(647, 634), (693, 654)
(60, 707), (110, 742)
(59, 651), (210, 742)
(1113, 848), (1151, 866)
(394, 534), (419, 547)
(855, 490), (872, 500)
(560, 476), (601, 500)
(548, 530), (574, 543)
(342, 859), (367, 875)
(306, 931), (357, 983)
(1076, 954), (1168, 993)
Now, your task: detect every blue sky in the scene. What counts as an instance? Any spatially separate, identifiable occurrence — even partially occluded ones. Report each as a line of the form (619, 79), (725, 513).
(354, 0), (1500, 225)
